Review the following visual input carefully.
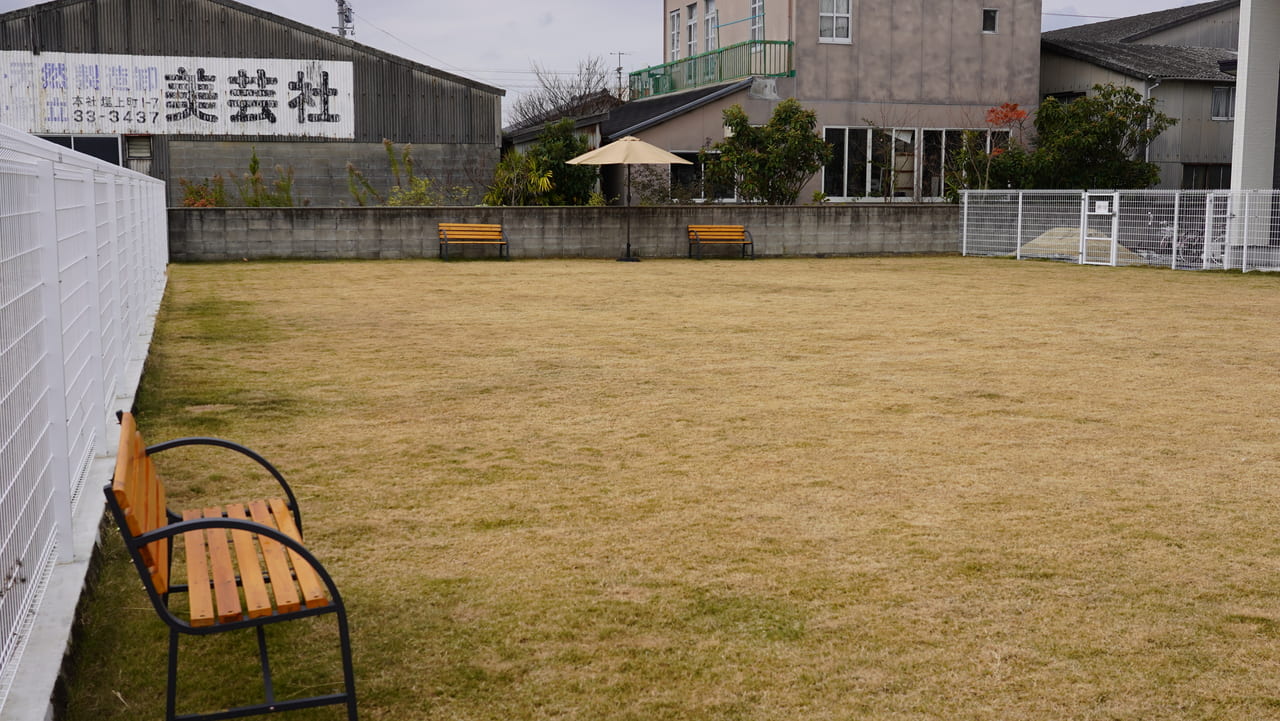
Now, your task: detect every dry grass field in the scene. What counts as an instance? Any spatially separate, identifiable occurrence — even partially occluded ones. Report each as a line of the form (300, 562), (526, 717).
(62, 257), (1280, 721)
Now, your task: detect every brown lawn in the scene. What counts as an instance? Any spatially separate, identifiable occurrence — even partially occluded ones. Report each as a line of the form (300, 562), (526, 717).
(63, 257), (1280, 721)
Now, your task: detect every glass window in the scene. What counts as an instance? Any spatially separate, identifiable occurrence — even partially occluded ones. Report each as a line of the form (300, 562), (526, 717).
(823, 128), (846, 197)
(892, 129), (916, 197)
(670, 10), (681, 61)
(1181, 163), (1231, 190)
(705, 0), (718, 51)
(1211, 86), (1235, 120)
(687, 4), (698, 58)
(38, 135), (122, 165)
(820, 0), (851, 42)
(982, 8), (998, 33)
(922, 130), (945, 198)
(750, 0), (764, 42)
(847, 129), (869, 197)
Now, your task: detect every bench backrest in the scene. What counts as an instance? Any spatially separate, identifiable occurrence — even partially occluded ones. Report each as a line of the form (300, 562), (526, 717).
(439, 223), (504, 240)
(688, 224), (748, 240)
(110, 412), (170, 594)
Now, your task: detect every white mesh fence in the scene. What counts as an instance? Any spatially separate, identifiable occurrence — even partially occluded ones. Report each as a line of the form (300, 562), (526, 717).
(0, 123), (166, 711)
(962, 190), (1280, 273)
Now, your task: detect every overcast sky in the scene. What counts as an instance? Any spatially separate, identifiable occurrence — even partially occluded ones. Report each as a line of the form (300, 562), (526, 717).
(0, 0), (1220, 108)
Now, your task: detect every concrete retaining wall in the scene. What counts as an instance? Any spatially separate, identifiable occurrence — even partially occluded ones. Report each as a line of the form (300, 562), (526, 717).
(168, 204), (960, 261)
(167, 140), (496, 208)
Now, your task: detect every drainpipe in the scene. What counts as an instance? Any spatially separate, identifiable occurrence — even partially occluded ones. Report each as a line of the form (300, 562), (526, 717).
(1144, 75), (1162, 163)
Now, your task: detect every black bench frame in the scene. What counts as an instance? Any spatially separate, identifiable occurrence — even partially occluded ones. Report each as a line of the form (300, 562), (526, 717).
(105, 412), (357, 721)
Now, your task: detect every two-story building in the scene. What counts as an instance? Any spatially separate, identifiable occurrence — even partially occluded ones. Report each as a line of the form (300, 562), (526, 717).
(615, 0), (1042, 201)
(1040, 0), (1240, 190)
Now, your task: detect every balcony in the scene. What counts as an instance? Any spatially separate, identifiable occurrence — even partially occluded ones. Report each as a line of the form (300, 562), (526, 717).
(629, 40), (794, 100)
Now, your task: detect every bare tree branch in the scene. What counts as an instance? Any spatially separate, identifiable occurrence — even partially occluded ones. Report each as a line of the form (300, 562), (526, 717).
(508, 56), (624, 129)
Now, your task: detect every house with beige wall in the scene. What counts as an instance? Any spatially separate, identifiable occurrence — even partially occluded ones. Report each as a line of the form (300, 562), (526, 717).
(616, 0), (1042, 201)
(1040, 0), (1239, 190)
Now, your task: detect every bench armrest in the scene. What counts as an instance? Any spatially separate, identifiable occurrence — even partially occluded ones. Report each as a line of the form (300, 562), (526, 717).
(145, 437), (303, 534)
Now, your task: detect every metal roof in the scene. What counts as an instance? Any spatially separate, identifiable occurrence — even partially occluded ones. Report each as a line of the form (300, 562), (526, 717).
(0, 0), (503, 96)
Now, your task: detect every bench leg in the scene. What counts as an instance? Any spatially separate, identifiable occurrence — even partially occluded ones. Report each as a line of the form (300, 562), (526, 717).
(167, 629), (180, 721)
(338, 607), (359, 721)
(440, 242), (448, 261)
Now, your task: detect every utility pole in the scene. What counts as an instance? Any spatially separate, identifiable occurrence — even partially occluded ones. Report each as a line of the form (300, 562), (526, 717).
(334, 0), (354, 37)
(612, 51), (631, 99)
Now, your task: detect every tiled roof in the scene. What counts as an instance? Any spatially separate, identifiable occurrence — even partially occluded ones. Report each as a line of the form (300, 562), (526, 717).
(1043, 0), (1238, 43)
(1043, 39), (1237, 81)
(1042, 0), (1238, 82)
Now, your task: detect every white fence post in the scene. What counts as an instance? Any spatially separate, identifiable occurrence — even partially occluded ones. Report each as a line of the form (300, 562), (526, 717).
(1015, 191), (1023, 260)
(35, 158), (76, 564)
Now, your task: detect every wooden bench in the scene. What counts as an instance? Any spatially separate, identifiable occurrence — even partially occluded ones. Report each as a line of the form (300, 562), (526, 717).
(105, 411), (357, 721)
(438, 222), (509, 260)
(688, 224), (754, 259)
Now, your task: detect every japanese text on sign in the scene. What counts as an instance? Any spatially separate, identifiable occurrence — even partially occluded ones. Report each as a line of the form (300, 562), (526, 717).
(0, 51), (355, 138)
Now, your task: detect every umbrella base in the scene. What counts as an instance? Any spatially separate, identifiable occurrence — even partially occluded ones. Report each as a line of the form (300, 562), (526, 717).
(616, 256), (641, 262)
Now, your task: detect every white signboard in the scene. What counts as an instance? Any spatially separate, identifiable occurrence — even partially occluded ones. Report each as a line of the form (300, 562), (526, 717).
(0, 51), (355, 138)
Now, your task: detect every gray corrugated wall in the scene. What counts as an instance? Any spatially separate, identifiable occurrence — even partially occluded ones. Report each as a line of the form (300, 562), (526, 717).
(0, 0), (502, 145)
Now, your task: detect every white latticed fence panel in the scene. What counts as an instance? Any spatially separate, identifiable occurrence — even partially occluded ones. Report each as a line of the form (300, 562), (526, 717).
(0, 124), (166, 713)
(962, 190), (1280, 273)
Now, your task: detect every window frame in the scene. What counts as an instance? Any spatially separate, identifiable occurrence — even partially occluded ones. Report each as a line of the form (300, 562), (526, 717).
(982, 8), (999, 34)
(819, 0), (852, 44)
(704, 0), (719, 52)
(670, 9), (681, 61)
(1211, 85), (1236, 121)
(822, 126), (1001, 201)
(749, 0), (765, 47)
(686, 4), (698, 58)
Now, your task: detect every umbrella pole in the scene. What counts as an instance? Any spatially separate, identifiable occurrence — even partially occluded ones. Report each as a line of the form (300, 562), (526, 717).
(626, 165), (631, 258)
(618, 165), (639, 262)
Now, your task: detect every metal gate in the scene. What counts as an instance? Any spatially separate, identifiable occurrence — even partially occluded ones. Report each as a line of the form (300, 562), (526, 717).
(1082, 192), (1118, 265)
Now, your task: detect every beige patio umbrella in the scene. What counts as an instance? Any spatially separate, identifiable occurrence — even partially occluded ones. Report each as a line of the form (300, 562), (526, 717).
(568, 136), (692, 260)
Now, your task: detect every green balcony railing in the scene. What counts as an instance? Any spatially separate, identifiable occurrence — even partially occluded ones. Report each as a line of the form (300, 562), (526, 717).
(629, 40), (794, 100)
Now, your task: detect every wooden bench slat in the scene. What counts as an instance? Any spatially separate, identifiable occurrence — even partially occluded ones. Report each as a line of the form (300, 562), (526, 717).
(269, 498), (329, 608)
(111, 415), (138, 533)
(439, 223), (509, 260)
(146, 453), (170, 593)
(202, 506), (245, 623)
(120, 430), (144, 537)
(688, 224), (753, 259)
(248, 499), (302, 614)
(181, 509), (217, 628)
(225, 503), (274, 619)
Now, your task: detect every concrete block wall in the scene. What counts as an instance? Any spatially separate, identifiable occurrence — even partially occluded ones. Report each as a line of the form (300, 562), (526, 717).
(167, 140), (498, 207)
(168, 204), (961, 261)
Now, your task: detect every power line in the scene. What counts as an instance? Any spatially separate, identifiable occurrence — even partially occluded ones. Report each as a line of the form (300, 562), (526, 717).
(349, 9), (467, 72)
